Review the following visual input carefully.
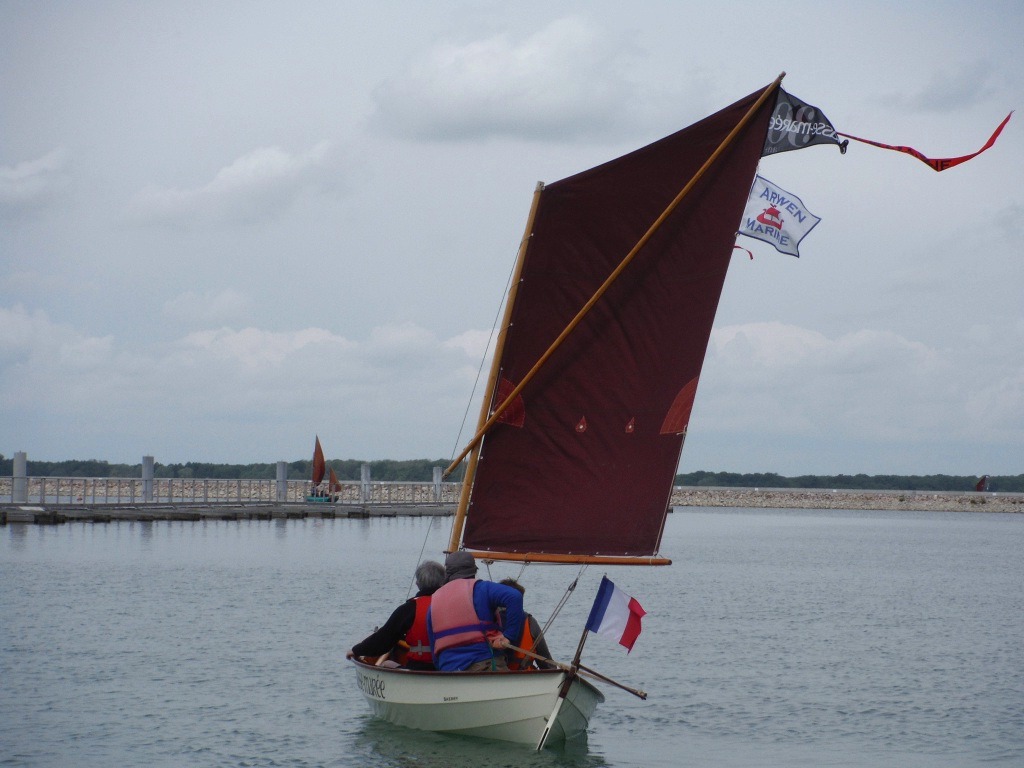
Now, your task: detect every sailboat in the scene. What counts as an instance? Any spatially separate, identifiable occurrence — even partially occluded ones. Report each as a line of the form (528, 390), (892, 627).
(351, 74), (788, 748)
(306, 435), (334, 502)
(328, 466), (342, 500)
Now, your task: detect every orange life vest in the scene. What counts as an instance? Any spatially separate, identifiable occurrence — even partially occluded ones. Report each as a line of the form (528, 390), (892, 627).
(430, 579), (494, 654)
(508, 615), (538, 671)
(403, 595), (433, 665)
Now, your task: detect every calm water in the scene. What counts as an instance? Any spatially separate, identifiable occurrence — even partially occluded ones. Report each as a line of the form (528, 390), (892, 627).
(1, 509), (1021, 767)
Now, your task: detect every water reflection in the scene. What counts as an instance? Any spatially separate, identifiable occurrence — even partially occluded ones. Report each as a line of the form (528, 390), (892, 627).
(136, 519), (155, 547)
(5, 523), (27, 550)
(350, 717), (609, 768)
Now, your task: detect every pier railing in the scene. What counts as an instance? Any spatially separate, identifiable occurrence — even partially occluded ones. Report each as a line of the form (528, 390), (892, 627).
(0, 477), (463, 506)
(3, 477), (1017, 515)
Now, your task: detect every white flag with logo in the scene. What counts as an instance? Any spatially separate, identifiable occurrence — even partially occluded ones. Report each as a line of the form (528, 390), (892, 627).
(738, 175), (821, 257)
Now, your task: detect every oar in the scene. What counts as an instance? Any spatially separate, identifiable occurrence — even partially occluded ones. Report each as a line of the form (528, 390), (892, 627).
(506, 643), (648, 700)
(575, 661), (647, 700)
(505, 642), (569, 671)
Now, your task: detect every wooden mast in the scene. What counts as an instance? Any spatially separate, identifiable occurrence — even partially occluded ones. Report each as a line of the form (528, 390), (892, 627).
(447, 182), (545, 553)
(445, 73), (786, 480)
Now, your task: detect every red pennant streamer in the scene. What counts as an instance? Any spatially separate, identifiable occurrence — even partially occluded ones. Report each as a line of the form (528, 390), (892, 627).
(838, 112), (1012, 171)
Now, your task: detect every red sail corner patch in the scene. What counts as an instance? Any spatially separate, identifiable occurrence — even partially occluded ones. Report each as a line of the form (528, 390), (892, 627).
(660, 378), (699, 435)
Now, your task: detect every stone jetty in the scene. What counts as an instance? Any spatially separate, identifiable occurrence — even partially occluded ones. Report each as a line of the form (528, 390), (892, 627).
(2, 487), (1021, 525)
(670, 487), (1023, 514)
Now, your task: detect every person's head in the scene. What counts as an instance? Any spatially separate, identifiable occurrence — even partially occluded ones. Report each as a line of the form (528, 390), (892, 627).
(415, 560), (445, 595)
(444, 551), (478, 582)
(500, 578), (525, 595)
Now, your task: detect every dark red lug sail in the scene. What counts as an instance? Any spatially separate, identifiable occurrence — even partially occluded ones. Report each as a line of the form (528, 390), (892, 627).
(463, 84), (780, 558)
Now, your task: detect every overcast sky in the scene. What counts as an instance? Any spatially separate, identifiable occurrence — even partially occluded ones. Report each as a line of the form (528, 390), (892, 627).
(2, 0), (1022, 476)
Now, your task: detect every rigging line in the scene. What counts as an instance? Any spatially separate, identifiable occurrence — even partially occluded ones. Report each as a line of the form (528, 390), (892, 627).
(539, 564), (587, 641)
(443, 241), (521, 552)
(447, 239), (522, 465)
(406, 516), (435, 601)
(443, 241), (523, 553)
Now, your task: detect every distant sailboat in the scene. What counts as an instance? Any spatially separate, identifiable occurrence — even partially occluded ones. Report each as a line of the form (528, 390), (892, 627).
(329, 466), (342, 500)
(352, 74), (789, 748)
(306, 436), (334, 502)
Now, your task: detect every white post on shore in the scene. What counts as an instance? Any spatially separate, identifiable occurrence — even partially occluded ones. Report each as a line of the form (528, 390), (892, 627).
(142, 456), (154, 502)
(360, 463), (370, 504)
(276, 461), (287, 502)
(432, 466), (442, 502)
(13, 451), (27, 503)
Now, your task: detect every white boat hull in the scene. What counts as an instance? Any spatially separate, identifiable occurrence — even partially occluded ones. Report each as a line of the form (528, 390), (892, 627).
(352, 660), (604, 746)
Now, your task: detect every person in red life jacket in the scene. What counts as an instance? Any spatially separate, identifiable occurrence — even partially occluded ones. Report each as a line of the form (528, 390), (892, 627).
(498, 578), (555, 670)
(345, 560), (444, 670)
(427, 551), (525, 672)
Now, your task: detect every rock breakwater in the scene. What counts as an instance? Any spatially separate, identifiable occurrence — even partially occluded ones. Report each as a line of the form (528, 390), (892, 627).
(670, 487), (1023, 513)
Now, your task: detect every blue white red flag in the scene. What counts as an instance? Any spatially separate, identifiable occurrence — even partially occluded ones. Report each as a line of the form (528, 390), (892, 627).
(738, 175), (821, 258)
(585, 576), (646, 652)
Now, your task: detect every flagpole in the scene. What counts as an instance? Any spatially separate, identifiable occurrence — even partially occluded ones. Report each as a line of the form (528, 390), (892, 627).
(570, 626), (590, 668)
(446, 72), (786, 476)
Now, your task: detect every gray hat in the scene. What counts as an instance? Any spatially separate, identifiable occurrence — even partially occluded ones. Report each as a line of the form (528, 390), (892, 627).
(445, 551), (478, 581)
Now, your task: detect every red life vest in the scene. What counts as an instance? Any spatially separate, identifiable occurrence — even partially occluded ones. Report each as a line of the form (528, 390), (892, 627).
(404, 596), (433, 665)
(430, 579), (494, 654)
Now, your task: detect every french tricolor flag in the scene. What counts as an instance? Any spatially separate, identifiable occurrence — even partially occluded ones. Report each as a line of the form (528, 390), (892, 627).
(585, 576), (647, 652)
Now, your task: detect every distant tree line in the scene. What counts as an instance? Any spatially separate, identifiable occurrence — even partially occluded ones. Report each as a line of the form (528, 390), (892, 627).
(0, 455), (465, 482)
(674, 471), (1024, 493)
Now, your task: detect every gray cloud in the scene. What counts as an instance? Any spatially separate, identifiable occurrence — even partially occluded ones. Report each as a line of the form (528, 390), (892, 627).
(0, 306), (488, 462)
(0, 148), (69, 215)
(882, 60), (998, 112)
(372, 17), (641, 142)
(126, 141), (339, 226)
(698, 321), (1024, 455)
(162, 288), (252, 328)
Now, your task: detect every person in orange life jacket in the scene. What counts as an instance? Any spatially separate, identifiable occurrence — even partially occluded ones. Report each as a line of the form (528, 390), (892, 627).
(346, 560), (444, 670)
(498, 578), (555, 670)
(427, 551), (525, 672)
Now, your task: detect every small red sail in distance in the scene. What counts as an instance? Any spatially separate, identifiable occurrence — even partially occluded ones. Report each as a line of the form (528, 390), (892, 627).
(311, 436), (326, 485)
